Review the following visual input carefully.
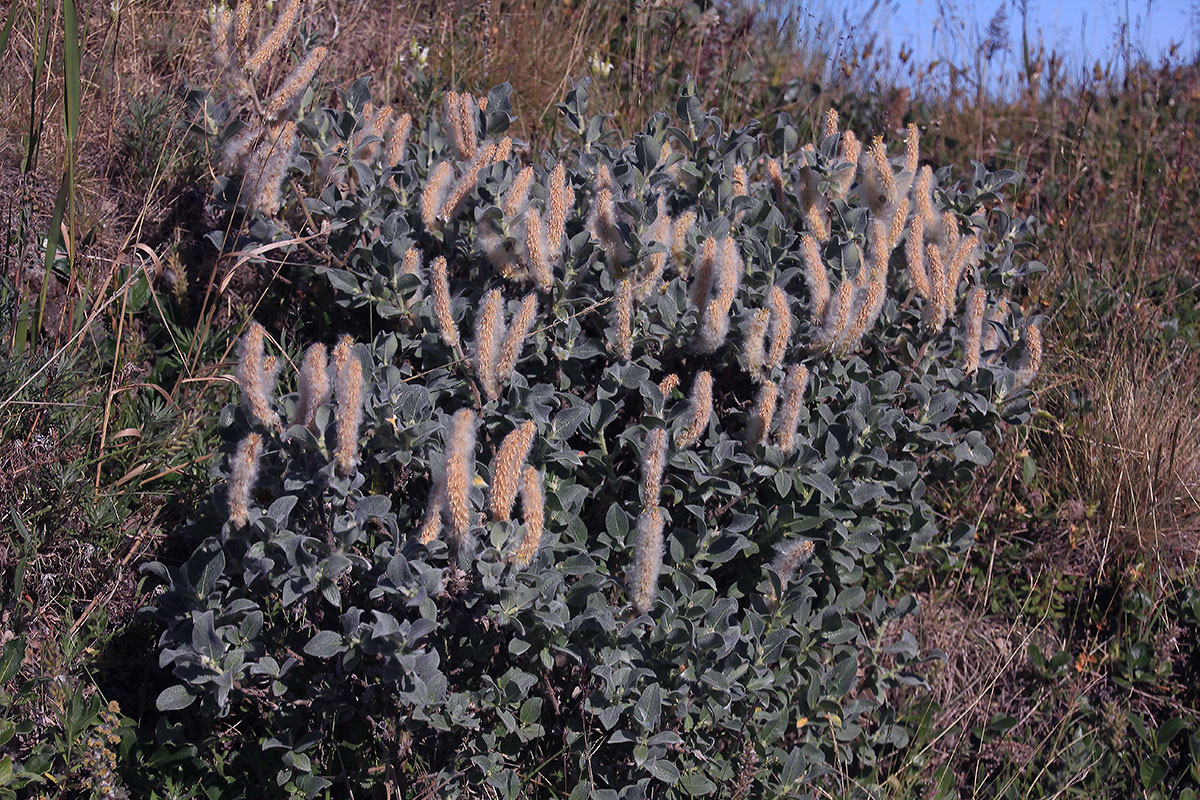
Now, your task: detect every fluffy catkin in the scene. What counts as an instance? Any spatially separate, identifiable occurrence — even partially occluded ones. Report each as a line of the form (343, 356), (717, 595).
(354, 104), (394, 163)
(638, 196), (672, 299)
(245, 0), (299, 73)
(630, 507), (666, 613)
(887, 198), (910, 251)
(842, 129), (861, 165)
(868, 219), (891, 283)
(439, 141), (498, 224)
(233, 1), (251, 53)
(264, 46), (327, 121)
(962, 287), (987, 375)
(430, 256), (460, 350)
(767, 158), (785, 206)
(421, 161), (455, 230)
(443, 409), (478, 546)
(981, 301), (1008, 355)
(247, 122), (297, 216)
(505, 166), (535, 218)
(456, 93), (478, 159)
(473, 289), (506, 401)
(913, 165), (935, 225)
(332, 337), (364, 475)
(296, 343), (330, 432)
(801, 235), (830, 323)
(417, 477), (446, 544)
(1016, 321), (1043, 388)
(385, 113), (412, 168)
(696, 238), (743, 353)
(400, 246), (423, 302)
(658, 373), (680, 397)
(906, 214), (930, 298)
(866, 135), (897, 212)
(676, 371), (713, 448)
(947, 233), (979, 296)
(525, 208), (553, 291)
(773, 363), (810, 452)
(747, 379), (779, 445)
(816, 280), (854, 350)
(210, 8), (234, 68)
(823, 108), (839, 138)
(236, 322), (279, 428)
(689, 237), (717, 308)
(490, 421), (536, 522)
(771, 538), (815, 598)
(227, 433), (263, 527)
(547, 163), (572, 254)
(497, 293), (538, 381)
(766, 286), (792, 370)
(493, 136), (513, 163)
(904, 123), (920, 176)
(671, 211), (697, 262)
(941, 211), (960, 254)
(745, 309), (769, 381)
(642, 428), (669, 509)
(614, 278), (634, 361)
(511, 466), (545, 567)
(925, 244), (948, 332)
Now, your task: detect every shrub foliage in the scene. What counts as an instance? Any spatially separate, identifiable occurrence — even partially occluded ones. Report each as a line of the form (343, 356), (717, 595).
(147, 23), (1045, 795)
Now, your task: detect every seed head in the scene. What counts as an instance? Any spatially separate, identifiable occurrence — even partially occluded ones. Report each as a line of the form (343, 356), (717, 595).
(264, 46), (326, 121)
(525, 207), (553, 291)
(614, 279), (634, 361)
(925, 244), (948, 333)
(767, 158), (785, 206)
(770, 538), (815, 600)
(689, 236), (717, 307)
(547, 163), (572, 255)
(962, 286), (987, 376)
(245, 0), (300, 74)
(497, 293), (539, 382)
(439, 141), (498, 224)
(641, 428), (669, 509)
(490, 421), (536, 522)
(842, 129), (861, 165)
(511, 466), (545, 568)
(773, 364), (810, 452)
(947, 234), (979, 300)
(332, 336), (364, 476)
(421, 161), (455, 230)
(658, 373), (680, 397)
(904, 123), (920, 176)
(417, 476), (446, 544)
(296, 343), (330, 432)
(385, 113), (412, 168)
(745, 308), (769, 381)
(430, 256), (460, 350)
(443, 409), (478, 546)
(629, 507), (666, 614)
(906, 214), (930, 299)
(766, 286), (792, 371)
(816, 280), (854, 351)
(1016, 321), (1043, 388)
(676, 371), (713, 448)
(747, 379), (779, 446)
(473, 289), (507, 401)
(505, 166), (535, 219)
(236, 322), (279, 429)
(671, 211), (697, 261)
(801, 234), (830, 323)
(823, 108), (840, 138)
(227, 432), (264, 527)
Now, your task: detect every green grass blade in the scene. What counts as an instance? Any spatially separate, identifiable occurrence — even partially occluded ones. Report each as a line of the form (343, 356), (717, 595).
(34, 171), (69, 347)
(0, 5), (17, 59)
(63, 0), (80, 142)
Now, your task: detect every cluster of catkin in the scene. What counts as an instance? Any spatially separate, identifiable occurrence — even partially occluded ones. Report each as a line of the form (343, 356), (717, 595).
(227, 324), (366, 526)
(210, 0), (328, 216)
(470, 289), (539, 401)
(421, 92), (514, 231)
(417, 413), (546, 567)
(477, 161), (574, 291)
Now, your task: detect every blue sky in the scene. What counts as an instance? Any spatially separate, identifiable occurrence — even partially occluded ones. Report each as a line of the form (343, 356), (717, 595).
(885, 0), (1199, 77)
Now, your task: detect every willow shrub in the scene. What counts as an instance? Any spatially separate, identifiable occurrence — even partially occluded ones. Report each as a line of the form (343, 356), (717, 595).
(146, 51), (1044, 797)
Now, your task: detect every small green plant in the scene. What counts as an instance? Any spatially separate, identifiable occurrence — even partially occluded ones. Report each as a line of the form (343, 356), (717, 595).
(144, 7), (1046, 794)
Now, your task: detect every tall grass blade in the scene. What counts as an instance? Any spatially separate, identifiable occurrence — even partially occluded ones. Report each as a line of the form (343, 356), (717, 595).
(0, 5), (17, 59)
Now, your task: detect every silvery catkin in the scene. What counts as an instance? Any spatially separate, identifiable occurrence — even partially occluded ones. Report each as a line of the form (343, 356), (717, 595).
(490, 421), (536, 522)
(227, 432), (263, 527)
(629, 507), (666, 614)
(676, 371), (713, 448)
(444, 409), (478, 546)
